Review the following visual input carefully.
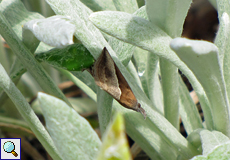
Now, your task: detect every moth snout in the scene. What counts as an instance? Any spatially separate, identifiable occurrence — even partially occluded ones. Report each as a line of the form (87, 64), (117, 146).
(136, 103), (147, 119)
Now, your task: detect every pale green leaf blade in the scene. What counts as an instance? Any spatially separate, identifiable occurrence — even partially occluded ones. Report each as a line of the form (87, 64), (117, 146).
(22, 28), (41, 53)
(0, 116), (32, 136)
(68, 97), (97, 114)
(0, 64), (61, 160)
(191, 143), (230, 160)
(200, 130), (230, 155)
(146, 0), (191, 38)
(80, 0), (116, 11)
(97, 113), (132, 160)
(146, 0), (191, 130)
(215, 12), (230, 69)
(146, 52), (163, 113)
(215, 13), (230, 111)
(113, 102), (199, 160)
(38, 92), (101, 160)
(160, 58), (179, 130)
(190, 155), (207, 160)
(207, 143), (230, 159)
(187, 129), (203, 153)
(113, 0), (138, 13)
(0, 59), (27, 106)
(97, 91), (113, 134)
(170, 37), (230, 136)
(216, 0), (230, 20)
(89, 11), (173, 60)
(108, 6), (147, 67)
(126, 61), (143, 90)
(45, 0), (106, 58)
(208, 0), (217, 9)
(22, 0), (55, 17)
(72, 71), (97, 93)
(0, 0), (71, 106)
(0, 0), (43, 39)
(59, 69), (97, 101)
(179, 77), (203, 135)
(23, 15), (75, 48)
(108, 37), (135, 66)
(133, 47), (148, 91)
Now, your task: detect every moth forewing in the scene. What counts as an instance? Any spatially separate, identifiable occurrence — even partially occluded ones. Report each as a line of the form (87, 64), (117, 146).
(91, 47), (146, 118)
(114, 64), (146, 118)
(93, 47), (121, 100)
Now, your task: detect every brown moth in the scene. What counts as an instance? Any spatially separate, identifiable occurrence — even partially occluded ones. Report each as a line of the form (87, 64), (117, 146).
(89, 47), (146, 118)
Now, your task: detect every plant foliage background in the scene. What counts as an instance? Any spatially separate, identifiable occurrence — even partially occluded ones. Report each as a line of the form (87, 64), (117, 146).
(0, 0), (229, 160)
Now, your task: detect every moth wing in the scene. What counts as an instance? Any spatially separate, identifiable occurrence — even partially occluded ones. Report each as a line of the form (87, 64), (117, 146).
(93, 47), (121, 100)
(114, 64), (138, 108)
(114, 64), (146, 117)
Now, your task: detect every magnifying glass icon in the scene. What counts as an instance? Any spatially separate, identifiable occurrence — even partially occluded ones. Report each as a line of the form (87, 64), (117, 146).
(3, 141), (18, 157)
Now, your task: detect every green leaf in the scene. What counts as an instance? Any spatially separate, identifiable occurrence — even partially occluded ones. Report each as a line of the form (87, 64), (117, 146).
(38, 92), (101, 160)
(146, 0), (191, 38)
(208, 0), (217, 9)
(0, 116), (33, 136)
(126, 61), (143, 90)
(108, 6), (147, 67)
(190, 155), (207, 160)
(113, 101), (199, 160)
(0, 59), (27, 106)
(22, 28), (41, 53)
(206, 143), (230, 159)
(187, 129), (203, 153)
(0, 64), (61, 160)
(200, 130), (230, 155)
(45, 0), (106, 58)
(133, 47), (148, 91)
(215, 13), (230, 111)
(191, 143), (230, 160)
(80, 0), (116, 11)
(108, 37), (135, 66)
(146, 51), (163, 114)
(170, 37), (230, 137)
(0, 0), (43, 105)
(145, 0), (192, 130)
(59, 69), (97, 101)
(0, 0), (71, 106)
(0, 0), (43, 39)
(97, 90), (113, 135)
(23, 15), (76, 48)
(160, 58), (179, 130)
(22, 0), (55, 17)
(97, 113), (132, 160)
(216, 0), (230, 20)
(215, 12), (230, 70)
(72, 71), (98, 92)
(68, 97), (97, 114)
(35, 43), (95, 71)
(0, 39), (9, 72)
(179, 77), (203, 135)
(113, 0), (138, 13)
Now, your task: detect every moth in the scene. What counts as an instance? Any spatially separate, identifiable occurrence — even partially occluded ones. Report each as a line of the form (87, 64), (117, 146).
(88, 47), (146, 118)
